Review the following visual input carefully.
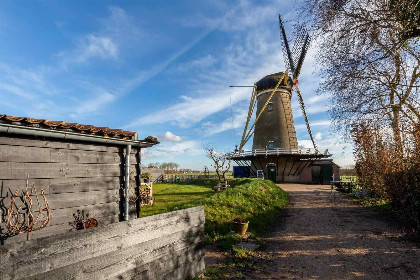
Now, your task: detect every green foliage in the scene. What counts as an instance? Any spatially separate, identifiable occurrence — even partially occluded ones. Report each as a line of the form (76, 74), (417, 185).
(140, 172), (152, 179)
(340, 175), (358, 183)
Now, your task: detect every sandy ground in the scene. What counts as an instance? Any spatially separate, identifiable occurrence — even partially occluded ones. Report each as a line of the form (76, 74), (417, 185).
(246, 184), (420, 280)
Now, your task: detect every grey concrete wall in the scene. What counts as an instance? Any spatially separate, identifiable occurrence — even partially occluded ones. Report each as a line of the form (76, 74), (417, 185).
(0, 134), (142, 244)
(0, 206), (205, 280)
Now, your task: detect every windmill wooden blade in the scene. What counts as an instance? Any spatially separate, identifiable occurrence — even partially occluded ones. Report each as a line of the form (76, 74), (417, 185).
(278, 14), (295, 73)
(278, 14), (316, 149)
(295, 83), (317, 149)
(293, 32), (311, 80)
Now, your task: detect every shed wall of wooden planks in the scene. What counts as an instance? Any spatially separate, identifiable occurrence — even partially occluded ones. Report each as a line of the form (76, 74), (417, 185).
(0, 134), (141, 244)
(0, 206), (205, 280)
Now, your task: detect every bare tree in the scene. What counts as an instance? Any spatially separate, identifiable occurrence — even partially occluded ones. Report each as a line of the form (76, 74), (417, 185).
(300, 0), (420, 152)
(204, 146), (231, 182)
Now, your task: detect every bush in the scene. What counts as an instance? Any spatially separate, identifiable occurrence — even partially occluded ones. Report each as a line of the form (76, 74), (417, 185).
(352, 123), (420, 232)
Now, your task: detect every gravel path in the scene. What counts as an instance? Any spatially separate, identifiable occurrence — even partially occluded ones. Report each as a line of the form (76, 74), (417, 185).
(249, 184), (420, 280)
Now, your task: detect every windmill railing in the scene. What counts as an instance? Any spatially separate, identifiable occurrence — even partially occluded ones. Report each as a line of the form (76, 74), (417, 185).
(227, 148), (331, 158)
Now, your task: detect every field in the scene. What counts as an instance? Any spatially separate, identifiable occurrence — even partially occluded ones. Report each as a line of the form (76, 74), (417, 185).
(141, 179), (289, 237)
(140, 182), (214, 217)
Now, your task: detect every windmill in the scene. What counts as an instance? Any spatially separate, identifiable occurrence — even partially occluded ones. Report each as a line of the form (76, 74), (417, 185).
(229, 14), (333, 183)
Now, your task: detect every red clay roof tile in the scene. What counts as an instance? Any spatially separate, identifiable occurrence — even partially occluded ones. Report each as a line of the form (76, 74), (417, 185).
(24, 118), (45, 124)
(0, 114), (137, 140)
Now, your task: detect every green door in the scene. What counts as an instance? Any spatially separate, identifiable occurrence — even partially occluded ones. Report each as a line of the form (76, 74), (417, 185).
(321, 164), (333, 184)
(268, 165), (277, 182)
(312, 166), (321, 184)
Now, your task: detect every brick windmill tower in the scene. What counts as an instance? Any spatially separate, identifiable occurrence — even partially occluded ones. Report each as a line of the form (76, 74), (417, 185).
(229, 15), (334, 183)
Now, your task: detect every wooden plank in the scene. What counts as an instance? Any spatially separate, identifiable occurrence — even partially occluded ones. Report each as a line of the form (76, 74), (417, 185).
(3, 214), (120, 245)
(22, 227), (204, 280)
(1, 207), (205, 280)
(0, 177), (121, 196)
(51, 148), (121, 164)
(86, 235), (204, 280)
(47, 189), (119, 210)
(1, 189), (120, 213)
(0, 201), (120, 241)
(0, 135), (121, 153)
(49, 177), (121, 194)
(116, 250), (204, 280)
(0, 179), (51, 194)
(0, 143), (122, 164)
(49, 201), (120, 226)
(0, 145), (51, 163)
(0, 162), (121, 179)
(1, 206), (204, 273)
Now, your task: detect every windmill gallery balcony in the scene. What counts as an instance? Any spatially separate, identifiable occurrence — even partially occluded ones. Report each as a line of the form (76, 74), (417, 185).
(227, 148), (331, 160)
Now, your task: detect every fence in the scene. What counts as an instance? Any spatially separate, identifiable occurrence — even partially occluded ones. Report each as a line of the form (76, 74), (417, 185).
(334, 176), (371, 198)
(154, 174), (218, 183)
(0, 206), (205, 280)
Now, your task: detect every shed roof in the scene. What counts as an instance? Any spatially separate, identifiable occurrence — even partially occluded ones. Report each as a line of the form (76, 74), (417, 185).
(0, 114), (139, 140)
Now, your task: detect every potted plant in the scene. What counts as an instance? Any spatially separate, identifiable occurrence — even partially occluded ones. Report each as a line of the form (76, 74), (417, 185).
(141, 172), (152, 183)
(232, 217), (249, 236)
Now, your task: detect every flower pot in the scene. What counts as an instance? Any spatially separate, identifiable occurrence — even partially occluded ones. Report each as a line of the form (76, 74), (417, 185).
(232, 220), (249, 236)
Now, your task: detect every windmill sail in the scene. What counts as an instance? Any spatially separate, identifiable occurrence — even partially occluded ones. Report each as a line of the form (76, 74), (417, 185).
(279, 15), (294, 74)
(278, 14), (317, 149)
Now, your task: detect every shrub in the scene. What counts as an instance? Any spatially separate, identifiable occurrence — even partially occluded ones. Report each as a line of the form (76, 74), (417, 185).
(352, 123), (420, 232)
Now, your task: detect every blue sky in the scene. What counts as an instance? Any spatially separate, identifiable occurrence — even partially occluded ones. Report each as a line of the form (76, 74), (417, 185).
(0, 0), (355, 169)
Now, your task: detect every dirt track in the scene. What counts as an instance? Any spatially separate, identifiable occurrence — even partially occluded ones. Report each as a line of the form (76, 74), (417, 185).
(249, 184), (420, 280)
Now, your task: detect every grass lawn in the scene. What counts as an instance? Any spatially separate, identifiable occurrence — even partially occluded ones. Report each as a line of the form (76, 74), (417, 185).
(141, 179), (289, 237)
(140, 182), (214, 217)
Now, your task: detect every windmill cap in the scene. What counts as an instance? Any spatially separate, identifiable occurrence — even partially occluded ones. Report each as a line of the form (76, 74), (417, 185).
(255, 72), (293, 92)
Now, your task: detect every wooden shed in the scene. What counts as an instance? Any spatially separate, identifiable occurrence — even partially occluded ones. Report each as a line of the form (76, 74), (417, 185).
(299, 159), (340, 185)
(0, 114), (158, 244)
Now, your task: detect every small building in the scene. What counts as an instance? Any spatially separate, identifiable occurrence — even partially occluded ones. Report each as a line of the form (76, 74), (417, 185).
(0, 114), (158, 244)
(298, 159), (340, 184)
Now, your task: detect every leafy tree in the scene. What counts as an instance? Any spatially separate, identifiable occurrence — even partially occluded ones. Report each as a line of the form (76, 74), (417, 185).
(301, 0), (420, 152)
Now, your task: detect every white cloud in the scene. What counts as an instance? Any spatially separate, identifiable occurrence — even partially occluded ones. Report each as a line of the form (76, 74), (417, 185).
(315, 132), (322, 140)
(59, 35), (118, 68)
(125, 36), (284, 129)
(142, 140), (203, 160)
(159, 131), (182, 142)
(181, 0), (286, 32)
(70, 90), (116, 118)
(299, 135), (355, 167)
(204, 107), (248, 136)
(177, 55), (217, 72)
(298, 139), (315, 149)
(83, 35), (118, 60)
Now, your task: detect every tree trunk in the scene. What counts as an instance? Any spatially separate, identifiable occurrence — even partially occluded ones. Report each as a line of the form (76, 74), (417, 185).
(391, 107), (403, 154)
